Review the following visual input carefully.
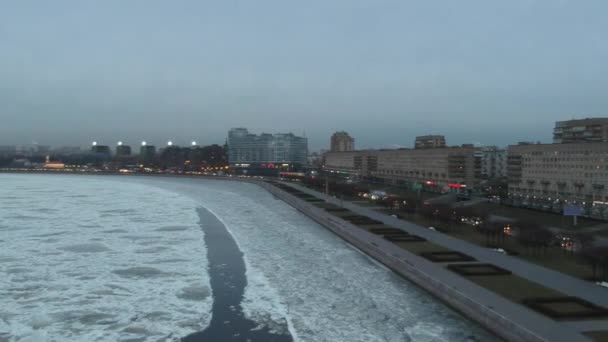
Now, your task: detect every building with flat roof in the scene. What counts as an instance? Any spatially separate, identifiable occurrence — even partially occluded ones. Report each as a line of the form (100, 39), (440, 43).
(115, 143), (132, 157)
(507, 142), (608, 219)
(228, 128), (308, 175)
(90, 144), (111, 162)
(323, 146), (478, 193)
(415, 135), (446, 149)
(330, 131), (354, 152)
(553, 118), (608, 143)
(91, 144), (111, 156)
(475, 146), (507, 180)
(139, 143), (156, 166)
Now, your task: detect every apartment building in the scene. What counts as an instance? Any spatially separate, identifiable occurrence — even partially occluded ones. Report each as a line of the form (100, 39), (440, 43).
(330, 131), (355, 152)
(323, 146), (477, 193)
(507, 142), (608, 219)
(553, 118), (608, 143)
(227, 128), (308, 175)
(475, 146), (507, 179)
(415, 135), (446, 149)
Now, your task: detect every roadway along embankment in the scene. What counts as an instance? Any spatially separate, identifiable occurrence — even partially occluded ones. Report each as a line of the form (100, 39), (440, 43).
(256, 180), (588, 342)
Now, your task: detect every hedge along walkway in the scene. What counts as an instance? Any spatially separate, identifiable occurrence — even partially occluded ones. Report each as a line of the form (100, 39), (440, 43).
(425, 219), (598, 280)
(283, 181), (608, 337)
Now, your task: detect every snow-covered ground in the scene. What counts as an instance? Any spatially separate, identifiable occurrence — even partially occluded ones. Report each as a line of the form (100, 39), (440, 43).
(141, 177), (497, 342)
(0, 174), (211, 341)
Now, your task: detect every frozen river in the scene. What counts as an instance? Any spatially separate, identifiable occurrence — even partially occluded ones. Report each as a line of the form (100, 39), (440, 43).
(0, 174), (497, 341)
(0, 174), (211, 341)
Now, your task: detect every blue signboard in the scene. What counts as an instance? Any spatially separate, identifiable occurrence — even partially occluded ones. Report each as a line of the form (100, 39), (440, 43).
(563, 205), (584, 216)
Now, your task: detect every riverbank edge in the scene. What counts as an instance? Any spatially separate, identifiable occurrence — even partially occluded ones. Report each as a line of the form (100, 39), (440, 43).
(0, 171), (553, 341)
(254, 180), (547, 342)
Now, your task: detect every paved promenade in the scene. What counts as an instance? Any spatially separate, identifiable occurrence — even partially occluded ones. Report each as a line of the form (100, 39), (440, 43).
(280, 181), (608, 341)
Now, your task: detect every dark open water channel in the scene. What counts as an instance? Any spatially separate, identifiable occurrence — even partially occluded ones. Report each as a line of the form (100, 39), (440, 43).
(182, 208), (293, 342)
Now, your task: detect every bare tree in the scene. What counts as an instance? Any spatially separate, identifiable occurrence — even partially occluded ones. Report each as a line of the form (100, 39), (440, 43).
(581, 246), (608, 281)
(480, 220), (506, 246)
(515, 220), (551, 255)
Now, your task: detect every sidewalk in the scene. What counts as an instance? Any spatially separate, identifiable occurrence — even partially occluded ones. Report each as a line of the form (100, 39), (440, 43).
(283, 182), (608, 341)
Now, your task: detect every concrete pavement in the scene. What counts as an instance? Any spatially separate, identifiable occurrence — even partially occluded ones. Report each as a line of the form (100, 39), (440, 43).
(279, 181), (608, 340)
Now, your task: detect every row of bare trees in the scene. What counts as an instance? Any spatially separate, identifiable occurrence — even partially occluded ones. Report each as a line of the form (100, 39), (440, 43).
(300, 177), (608, 281)
(581, 247), (608, 281)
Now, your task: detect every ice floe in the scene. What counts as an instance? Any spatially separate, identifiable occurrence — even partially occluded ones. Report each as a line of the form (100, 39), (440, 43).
(141, 177), (497, 342)
(0, 174), (212, 341)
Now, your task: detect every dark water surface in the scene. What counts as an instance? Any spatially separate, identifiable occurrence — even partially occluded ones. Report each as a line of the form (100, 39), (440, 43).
(182, 208), (293, 342)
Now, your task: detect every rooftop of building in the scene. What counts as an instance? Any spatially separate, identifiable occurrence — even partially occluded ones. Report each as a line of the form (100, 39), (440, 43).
(415, 134), (446, 139)
(508, 141), (608, 150)
(555, 117), (608, 126)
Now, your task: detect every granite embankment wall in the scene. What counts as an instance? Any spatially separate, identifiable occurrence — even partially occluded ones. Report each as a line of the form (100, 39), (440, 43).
(258, 181), (545, 342)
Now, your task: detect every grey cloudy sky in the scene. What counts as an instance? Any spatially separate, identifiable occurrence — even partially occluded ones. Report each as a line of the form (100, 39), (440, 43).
(1, 1), (607, 151)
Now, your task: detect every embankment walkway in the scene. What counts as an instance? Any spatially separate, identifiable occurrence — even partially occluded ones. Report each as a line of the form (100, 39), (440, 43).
(272, 181), (608, 341)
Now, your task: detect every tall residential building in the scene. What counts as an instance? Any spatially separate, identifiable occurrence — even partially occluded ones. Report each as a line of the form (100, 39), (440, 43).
(415, 135), (446, 149)
(330, 131), (354, 152)
(159, 145), (187, 169)
(553, 118), (608, 143)
(323, 146), (478, 193)
(227, 128), (308, 175)
(91, 144), (111, 157)
(475, 146), (507, 179)
(139, 144), (156, 166)
(115, 143), (132, 157)
(507, 142), (608, 219)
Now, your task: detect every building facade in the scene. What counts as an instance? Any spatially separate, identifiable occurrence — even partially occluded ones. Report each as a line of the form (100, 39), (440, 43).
(323, 146), (478, 193)
(330, 131), (355, 152)
(415, 135), (446, 149)
(116, 144), (132, 157)
(507, 142), (608, 219)
(139, 145), (156, 166)
(91, 145), (111, 156)
(475, 146), (507, 179)
(228, 128), (308, 175)
(553, 118), (608, 143)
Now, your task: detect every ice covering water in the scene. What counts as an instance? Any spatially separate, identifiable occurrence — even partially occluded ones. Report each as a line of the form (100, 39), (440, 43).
(0, 174), (211, 341)
(137, 177), (497, 342)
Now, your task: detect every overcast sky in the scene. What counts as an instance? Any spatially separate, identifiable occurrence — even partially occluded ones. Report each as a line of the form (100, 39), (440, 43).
(1, 1), (607, 151)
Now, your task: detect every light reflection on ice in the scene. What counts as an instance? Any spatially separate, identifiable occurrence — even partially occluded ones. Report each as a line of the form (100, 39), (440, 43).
(0, 175), (211, 341)
(143, 178), (497, 342)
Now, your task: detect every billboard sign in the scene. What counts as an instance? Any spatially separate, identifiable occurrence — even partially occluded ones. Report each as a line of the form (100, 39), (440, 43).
(563, 205), (584, 216)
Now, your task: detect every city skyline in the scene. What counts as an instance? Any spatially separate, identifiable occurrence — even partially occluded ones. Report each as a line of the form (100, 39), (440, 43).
(0, 117), (604, 153)
(3, 2), (608, 341)
(2, 1), (608, 150)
